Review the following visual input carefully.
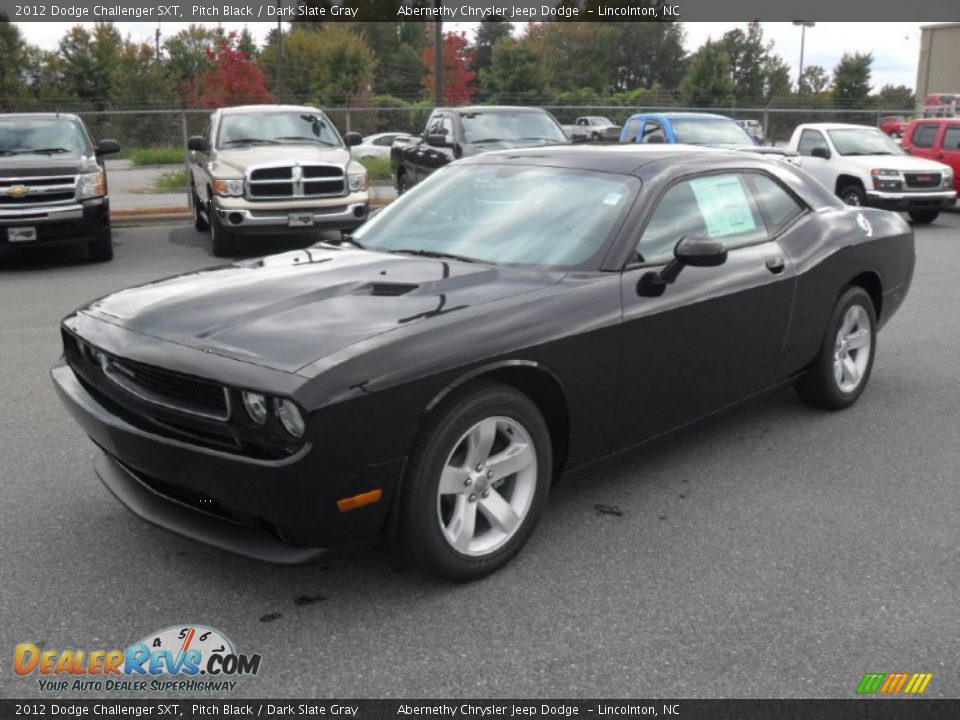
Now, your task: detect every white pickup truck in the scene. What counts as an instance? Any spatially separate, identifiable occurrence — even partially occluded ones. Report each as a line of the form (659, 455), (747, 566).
(787, 123), (956, 223)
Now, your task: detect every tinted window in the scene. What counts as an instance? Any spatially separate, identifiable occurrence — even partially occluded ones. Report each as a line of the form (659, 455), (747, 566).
(372, 135), (396, 146)
(439, 116), (454, 139)
(622, 118), (642, 143)
(637, 173), (766, 264)
(749, 175), (804, 232)
(640, 122), (665, 144)
(217, 111), (340, 148)
(0, 118), (90, 155)
(797, 129), (828, 156)
(943, 126), (960, 151)
(460, 111), (567, 144)
(912, 124), (940, 149)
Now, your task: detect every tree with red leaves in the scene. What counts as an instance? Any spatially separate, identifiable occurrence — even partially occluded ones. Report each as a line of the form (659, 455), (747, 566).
(423, 30), (477, 105)
(189, 31), (273, 108)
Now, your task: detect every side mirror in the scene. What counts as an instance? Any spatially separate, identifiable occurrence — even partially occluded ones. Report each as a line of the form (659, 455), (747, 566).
(187, 136), (208, 152)
(96, 139), (121, 155)
(426, 133), (451, 148)
(810, 146), (831, 160)
(637, 236), (727, 297)
(343, 132), (363, 147)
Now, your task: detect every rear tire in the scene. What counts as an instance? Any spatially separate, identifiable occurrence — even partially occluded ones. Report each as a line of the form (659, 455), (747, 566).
(396, 170), (409, 195)
(796, 286), (877, 410)
(210, 207), (236, 257)
(399, 381), (552, 582)
(908, 209), (940, 224)
(87, 231), (113, 262)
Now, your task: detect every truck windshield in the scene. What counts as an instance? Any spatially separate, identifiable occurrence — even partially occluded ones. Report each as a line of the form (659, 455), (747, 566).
(671, 119), (754, 146)
(217, 112), (341, 148)
(461, 112), (567, 144)
(0, 118), (89, 155)
(827, 128), (904, 156)
(354, 164), (636, 268)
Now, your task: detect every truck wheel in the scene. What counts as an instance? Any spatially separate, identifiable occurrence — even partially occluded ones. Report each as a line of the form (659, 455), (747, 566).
(908, 210), (940, 224)
(839, 185), (865, 206)
(87, 231), (113, 262)
(192, 188), (209, 232)
(591, 132), (601, 142)
(396, 170), (409, 196)
(210, 209), (236, 257)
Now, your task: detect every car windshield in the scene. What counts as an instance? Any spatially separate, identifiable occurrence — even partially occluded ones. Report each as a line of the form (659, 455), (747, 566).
(353, 164), (636, 268)
(671, 118), (754, 146)
(217, 111), (341, 148)
(588, 117), (613, 125)
(461, 112), (567, 144)
(0, 118), (89, 155)
(827, 128), (904, 156)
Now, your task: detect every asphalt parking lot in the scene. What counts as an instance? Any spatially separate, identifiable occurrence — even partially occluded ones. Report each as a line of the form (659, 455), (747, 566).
(1, 214), (958, 700)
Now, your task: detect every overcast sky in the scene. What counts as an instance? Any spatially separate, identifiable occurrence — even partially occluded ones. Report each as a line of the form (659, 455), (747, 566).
(14, 21), (930, 90)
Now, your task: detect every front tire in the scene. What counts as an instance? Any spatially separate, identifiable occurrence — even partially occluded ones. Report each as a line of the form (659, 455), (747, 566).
(210, 207), (236, 257)
(192, 188), (209, 232)
(87, 231), (113, 262)
(839, 184), (865, 206)
(396, 170), (409, 195)
(399, 381), (552, 582)
(796, 286), (877, 410)
(909, 209), (940, 224)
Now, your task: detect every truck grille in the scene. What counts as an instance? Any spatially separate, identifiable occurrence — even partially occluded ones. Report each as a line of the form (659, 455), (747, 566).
(247, 164), (345, 199)
(0, 175), (76, 205)
(64, 333), (230, 421)
(904, 172), (941, 189)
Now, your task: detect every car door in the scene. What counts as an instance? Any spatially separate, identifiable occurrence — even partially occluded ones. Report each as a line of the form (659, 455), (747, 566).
(902, 122), (941, 162)
(192, 117), (214, 206)
(939, 123), (960, 191)
(419, 113), (456, 183)
(795, 129), (834, 188)
(615, 170), (798, 448)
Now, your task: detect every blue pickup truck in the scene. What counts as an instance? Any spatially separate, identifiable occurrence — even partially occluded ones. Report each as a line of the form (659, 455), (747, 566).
(619, 112), (759, 147)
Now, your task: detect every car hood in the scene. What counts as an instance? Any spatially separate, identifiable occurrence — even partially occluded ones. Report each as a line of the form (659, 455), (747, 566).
(82, 246), (561, 373)
(209, 145), (352, 175)
(0, 154), (98, 176)
(836, 154), (949, 172)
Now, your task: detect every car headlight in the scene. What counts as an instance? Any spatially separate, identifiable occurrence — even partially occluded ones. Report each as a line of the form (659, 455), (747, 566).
(241, 391), (269, 425)
(348, 171), (369, 192)
(870, 169), (902, 191)
(212, 178), (244, 197)
(943, 168), (954, 188)
(78, 171), (106, 199)
(276, 398), (305, 438)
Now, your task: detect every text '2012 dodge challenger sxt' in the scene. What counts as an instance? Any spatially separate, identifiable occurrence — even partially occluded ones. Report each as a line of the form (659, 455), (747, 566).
(53, 145), (915, 581)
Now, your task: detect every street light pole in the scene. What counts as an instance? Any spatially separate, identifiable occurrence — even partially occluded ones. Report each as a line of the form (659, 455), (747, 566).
(793, 21), (815, 92)
(433, 13), (443, 106)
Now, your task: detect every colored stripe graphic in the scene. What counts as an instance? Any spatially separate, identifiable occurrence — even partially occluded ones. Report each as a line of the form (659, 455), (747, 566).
(857, 672), (932, 694)
(857, 673), (886, 694)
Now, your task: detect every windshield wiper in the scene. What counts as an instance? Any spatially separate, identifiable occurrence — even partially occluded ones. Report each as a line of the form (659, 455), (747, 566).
(389, 249), (479, 263)
(517, 137), (564, 142)
(221, 138), (280, 146)
(469, 138), (503, 144)
(18, 147), (72, 155)
(321, 235), (364, 249)
(273, 136), (335, 146)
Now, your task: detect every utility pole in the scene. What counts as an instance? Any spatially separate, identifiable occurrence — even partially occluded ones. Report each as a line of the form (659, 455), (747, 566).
(433, 12), (443, 106)
(155, 23), (161, 62)
(276, 3), (284, 100)
(792, 21), (815, 92)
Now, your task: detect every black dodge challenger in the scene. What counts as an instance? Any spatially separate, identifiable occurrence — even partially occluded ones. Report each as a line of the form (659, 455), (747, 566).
(53, 145), (915, 581)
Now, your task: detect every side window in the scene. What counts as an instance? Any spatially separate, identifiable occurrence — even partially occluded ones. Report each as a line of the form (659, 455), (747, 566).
(622, 118), (641, 143)
(748, 174), (804, 233)
(640, 121), (665, 144)
(911, 124), (940, 149)
(426, 114), (442, 135)
(797, 129), (828, 156)
(577, 118), (588, 127)
(439, 115), (454, 141)
(202, 120), (211, 145)
(943, 126), (960, 151)
(637, 173), (766, 264)
(373, 135), (394, 146)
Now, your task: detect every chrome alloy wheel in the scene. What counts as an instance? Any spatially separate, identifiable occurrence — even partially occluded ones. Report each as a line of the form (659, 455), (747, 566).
(833, 304), (872, 393)
(437, 416), (537, 557)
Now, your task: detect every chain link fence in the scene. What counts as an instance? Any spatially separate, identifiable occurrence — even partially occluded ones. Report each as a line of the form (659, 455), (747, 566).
(69, 105), (909, 215)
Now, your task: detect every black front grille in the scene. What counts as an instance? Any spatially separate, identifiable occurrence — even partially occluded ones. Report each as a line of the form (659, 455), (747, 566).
(250, 167), (291, 181)
(304, 180), (344, 195)
(904, 172), (941, 188)
(249, 182), (293, 197)
(109, 357), (229, 419)
(303, 166), (341, 179)
(247, 164), (345, 199)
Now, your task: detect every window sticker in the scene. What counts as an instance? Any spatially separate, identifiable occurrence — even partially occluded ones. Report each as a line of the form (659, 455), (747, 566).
(688, 175), (757, 237)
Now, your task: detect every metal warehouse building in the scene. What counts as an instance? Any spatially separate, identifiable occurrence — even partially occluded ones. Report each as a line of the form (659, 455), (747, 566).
(916, 23), (960, 98)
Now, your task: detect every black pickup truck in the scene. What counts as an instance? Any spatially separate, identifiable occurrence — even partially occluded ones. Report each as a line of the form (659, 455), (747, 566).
(391, 106), (570, 193)
(0, 113), (120, 261)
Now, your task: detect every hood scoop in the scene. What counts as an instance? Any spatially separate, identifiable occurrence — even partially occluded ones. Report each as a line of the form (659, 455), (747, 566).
(362, 282), (420, 297)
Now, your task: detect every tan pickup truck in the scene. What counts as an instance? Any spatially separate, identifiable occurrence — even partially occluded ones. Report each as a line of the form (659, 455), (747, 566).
(187, 105), (369, 256)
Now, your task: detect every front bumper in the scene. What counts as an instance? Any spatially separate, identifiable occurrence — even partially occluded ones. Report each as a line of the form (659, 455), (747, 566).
(51, 360), (399, 562)
(213, 193), (369, 235)
(0, 198), (110, 247)
(864, 189), (956, 211)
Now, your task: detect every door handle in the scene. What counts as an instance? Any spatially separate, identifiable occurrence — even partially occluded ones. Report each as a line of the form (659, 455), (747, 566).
(765, 257), (786, 274)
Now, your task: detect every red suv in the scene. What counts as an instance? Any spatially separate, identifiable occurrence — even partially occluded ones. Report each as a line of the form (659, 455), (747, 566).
(901, 118), (960, 191)
(878, 115), (909, 138)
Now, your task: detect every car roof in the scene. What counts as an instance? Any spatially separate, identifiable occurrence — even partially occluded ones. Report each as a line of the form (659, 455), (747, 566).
(439, 106), (553, 114)
(798, 123), (881, 131)
(907, 117), (959, 124)
(1, 113), (81, 121)
(627, 112), (735, 121)
(218, 104), (322, 115)
(462, 143), (777, 175)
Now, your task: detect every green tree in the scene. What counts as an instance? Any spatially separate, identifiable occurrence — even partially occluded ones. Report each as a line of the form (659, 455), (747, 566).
(111, 40), (175, 109)
(763, 54), (793, 101)
(832, 52), (872, 109)
(720, 22), (767, 103)
(0, 15), (27, 110)
(799, 64), (828, 95)
(479, 36), (546, 103)
(679, 40), (734, 107)
(526, 22), (611, 94)
(472, 17), (514, 92)
(164, 25), (223, 104)
(605, 20), (687, 92)
(876, 84), (915, 111)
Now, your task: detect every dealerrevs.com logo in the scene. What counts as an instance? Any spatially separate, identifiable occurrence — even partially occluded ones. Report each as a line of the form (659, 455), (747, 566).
(14, 625), (261, 693)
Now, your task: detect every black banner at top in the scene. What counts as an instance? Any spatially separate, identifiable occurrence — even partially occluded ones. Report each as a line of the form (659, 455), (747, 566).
(1, 0), (959, 21)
